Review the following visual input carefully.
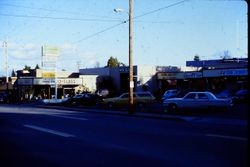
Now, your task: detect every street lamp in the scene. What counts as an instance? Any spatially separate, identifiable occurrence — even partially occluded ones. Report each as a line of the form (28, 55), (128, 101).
(114, 8), (124, 13)
(114, 0), (134, 114)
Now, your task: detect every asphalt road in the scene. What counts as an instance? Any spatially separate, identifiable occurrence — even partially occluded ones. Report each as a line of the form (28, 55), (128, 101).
(0, 105), (248, 167)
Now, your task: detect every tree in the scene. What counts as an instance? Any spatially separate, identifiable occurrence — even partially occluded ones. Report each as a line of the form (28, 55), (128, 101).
(35, 64), (40, 69)
(106, 56), (121, 67)
(23, 65), (31, 70)
(193, 54), (200, 61)
(11, 69), (16, 77)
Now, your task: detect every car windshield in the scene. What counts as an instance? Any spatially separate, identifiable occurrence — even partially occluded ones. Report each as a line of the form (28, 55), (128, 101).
(73, 94), (83, 98)
(120, 94), (129, 98)
(236, 90), (248, 96)
(184, 93), (196, 99)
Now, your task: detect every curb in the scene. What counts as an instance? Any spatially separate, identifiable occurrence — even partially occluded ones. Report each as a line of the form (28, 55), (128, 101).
(32, 104), (247, 127)
(34, 104), (188, 122)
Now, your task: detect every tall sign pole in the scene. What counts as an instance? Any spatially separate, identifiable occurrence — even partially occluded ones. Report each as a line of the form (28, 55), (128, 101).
(42, 45), (59, 99)
(55, 59), (58, 100)
(129, 0), (134, 114)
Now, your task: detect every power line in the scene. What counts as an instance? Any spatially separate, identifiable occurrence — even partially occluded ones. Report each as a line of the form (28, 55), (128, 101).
(72, 0), (188, 43)
(134, 20), (184, 24)
(0, 2), (120, 19)
(2, 1), (188, 44)
(133, 0), (188, 20)
(0, 1), (188, 23)
(0, 13), (121, 22)
(72, 21), (126, 44)
(0, 3), (60, 41)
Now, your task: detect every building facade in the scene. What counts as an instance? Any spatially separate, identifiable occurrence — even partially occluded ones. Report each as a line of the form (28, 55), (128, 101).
(1, 58), (247, 101)
(79, 65), (158, 95)
(156, 58), (248, 95)
(16, 69), (83, 101)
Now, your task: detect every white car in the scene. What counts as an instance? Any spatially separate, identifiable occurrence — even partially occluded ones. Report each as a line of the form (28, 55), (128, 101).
(163, 91), (233, 112)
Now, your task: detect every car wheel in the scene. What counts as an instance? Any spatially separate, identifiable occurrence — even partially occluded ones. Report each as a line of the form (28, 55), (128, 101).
(137, 102), (145, 108)
(107, 102), (114, 108)
(72, 101), (78, 106)
(168, 103), (178, 112)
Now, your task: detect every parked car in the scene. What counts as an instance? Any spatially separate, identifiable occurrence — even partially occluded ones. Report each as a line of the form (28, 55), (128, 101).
(215, 89), (235, 99)
(0, 93), (9, 103)
(63, 93), (101, 106)
(163, 91), (233, 112)
(175, 89), (190, 98)
(161, 89), (179, 101)
(232, 89), (249, 104)
(95, 89), (110, 97)
(102, 91), (156, 107)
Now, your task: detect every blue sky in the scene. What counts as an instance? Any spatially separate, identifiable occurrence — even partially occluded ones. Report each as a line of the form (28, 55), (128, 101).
(0, 0), (248, 76)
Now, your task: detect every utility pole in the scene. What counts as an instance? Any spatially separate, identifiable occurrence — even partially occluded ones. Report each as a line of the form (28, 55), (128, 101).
(114, 1), (134, 114)
(2, 40), (9, 94)
(128, 0), (134, 114)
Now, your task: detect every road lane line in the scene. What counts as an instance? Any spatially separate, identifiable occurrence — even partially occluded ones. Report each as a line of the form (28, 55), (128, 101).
(23, 124), (75, 138)
(47, 114), (88, 121)
(205, 134), (247, 141)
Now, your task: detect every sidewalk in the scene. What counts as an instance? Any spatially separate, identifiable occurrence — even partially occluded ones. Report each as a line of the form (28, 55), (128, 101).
(34, 104), (248, 127)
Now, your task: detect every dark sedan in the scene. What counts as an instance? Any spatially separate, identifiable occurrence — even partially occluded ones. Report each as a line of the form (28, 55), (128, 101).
(232, 89), (249, 104)
(0, 93), (9, 103)
(63, 93), (101, 106)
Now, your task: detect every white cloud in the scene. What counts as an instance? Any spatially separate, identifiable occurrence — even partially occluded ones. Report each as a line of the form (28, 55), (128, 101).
(80, 51), (98, 67)
(55, 47), (101, 71)
(58, 43), (79, 64)
(0, 42), (105, 73)
(6, 42), (41, 60)
(60, 43), (76, 50)
(0, 42), (42, 75)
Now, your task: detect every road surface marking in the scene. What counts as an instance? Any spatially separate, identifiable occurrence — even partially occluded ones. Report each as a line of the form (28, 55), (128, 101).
(23, 124), (75, 138)
(205, 134), (247, 141)
(47, 114), (88, 121)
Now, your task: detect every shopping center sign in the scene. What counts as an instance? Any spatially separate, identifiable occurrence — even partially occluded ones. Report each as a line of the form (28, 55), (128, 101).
(18, 78), (83, 86)
(42, 45), (59, 77)
(33, 78), (83, 85)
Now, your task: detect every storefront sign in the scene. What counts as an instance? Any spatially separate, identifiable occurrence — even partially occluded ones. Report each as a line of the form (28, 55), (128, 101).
(33, 78), (55, 85)
(184, 72), (202, 78)
(33, 78), (83, 85)
(56, 78), (83, 85)
(220, 69), (247, 76)
(203, 68), (248, 77)
(156, 66), (181, 72)
(119, 67), (129, 73)
(157, 72), (178, 79)
(18, 78), (33, 85)
(42, 72), (55, 78)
